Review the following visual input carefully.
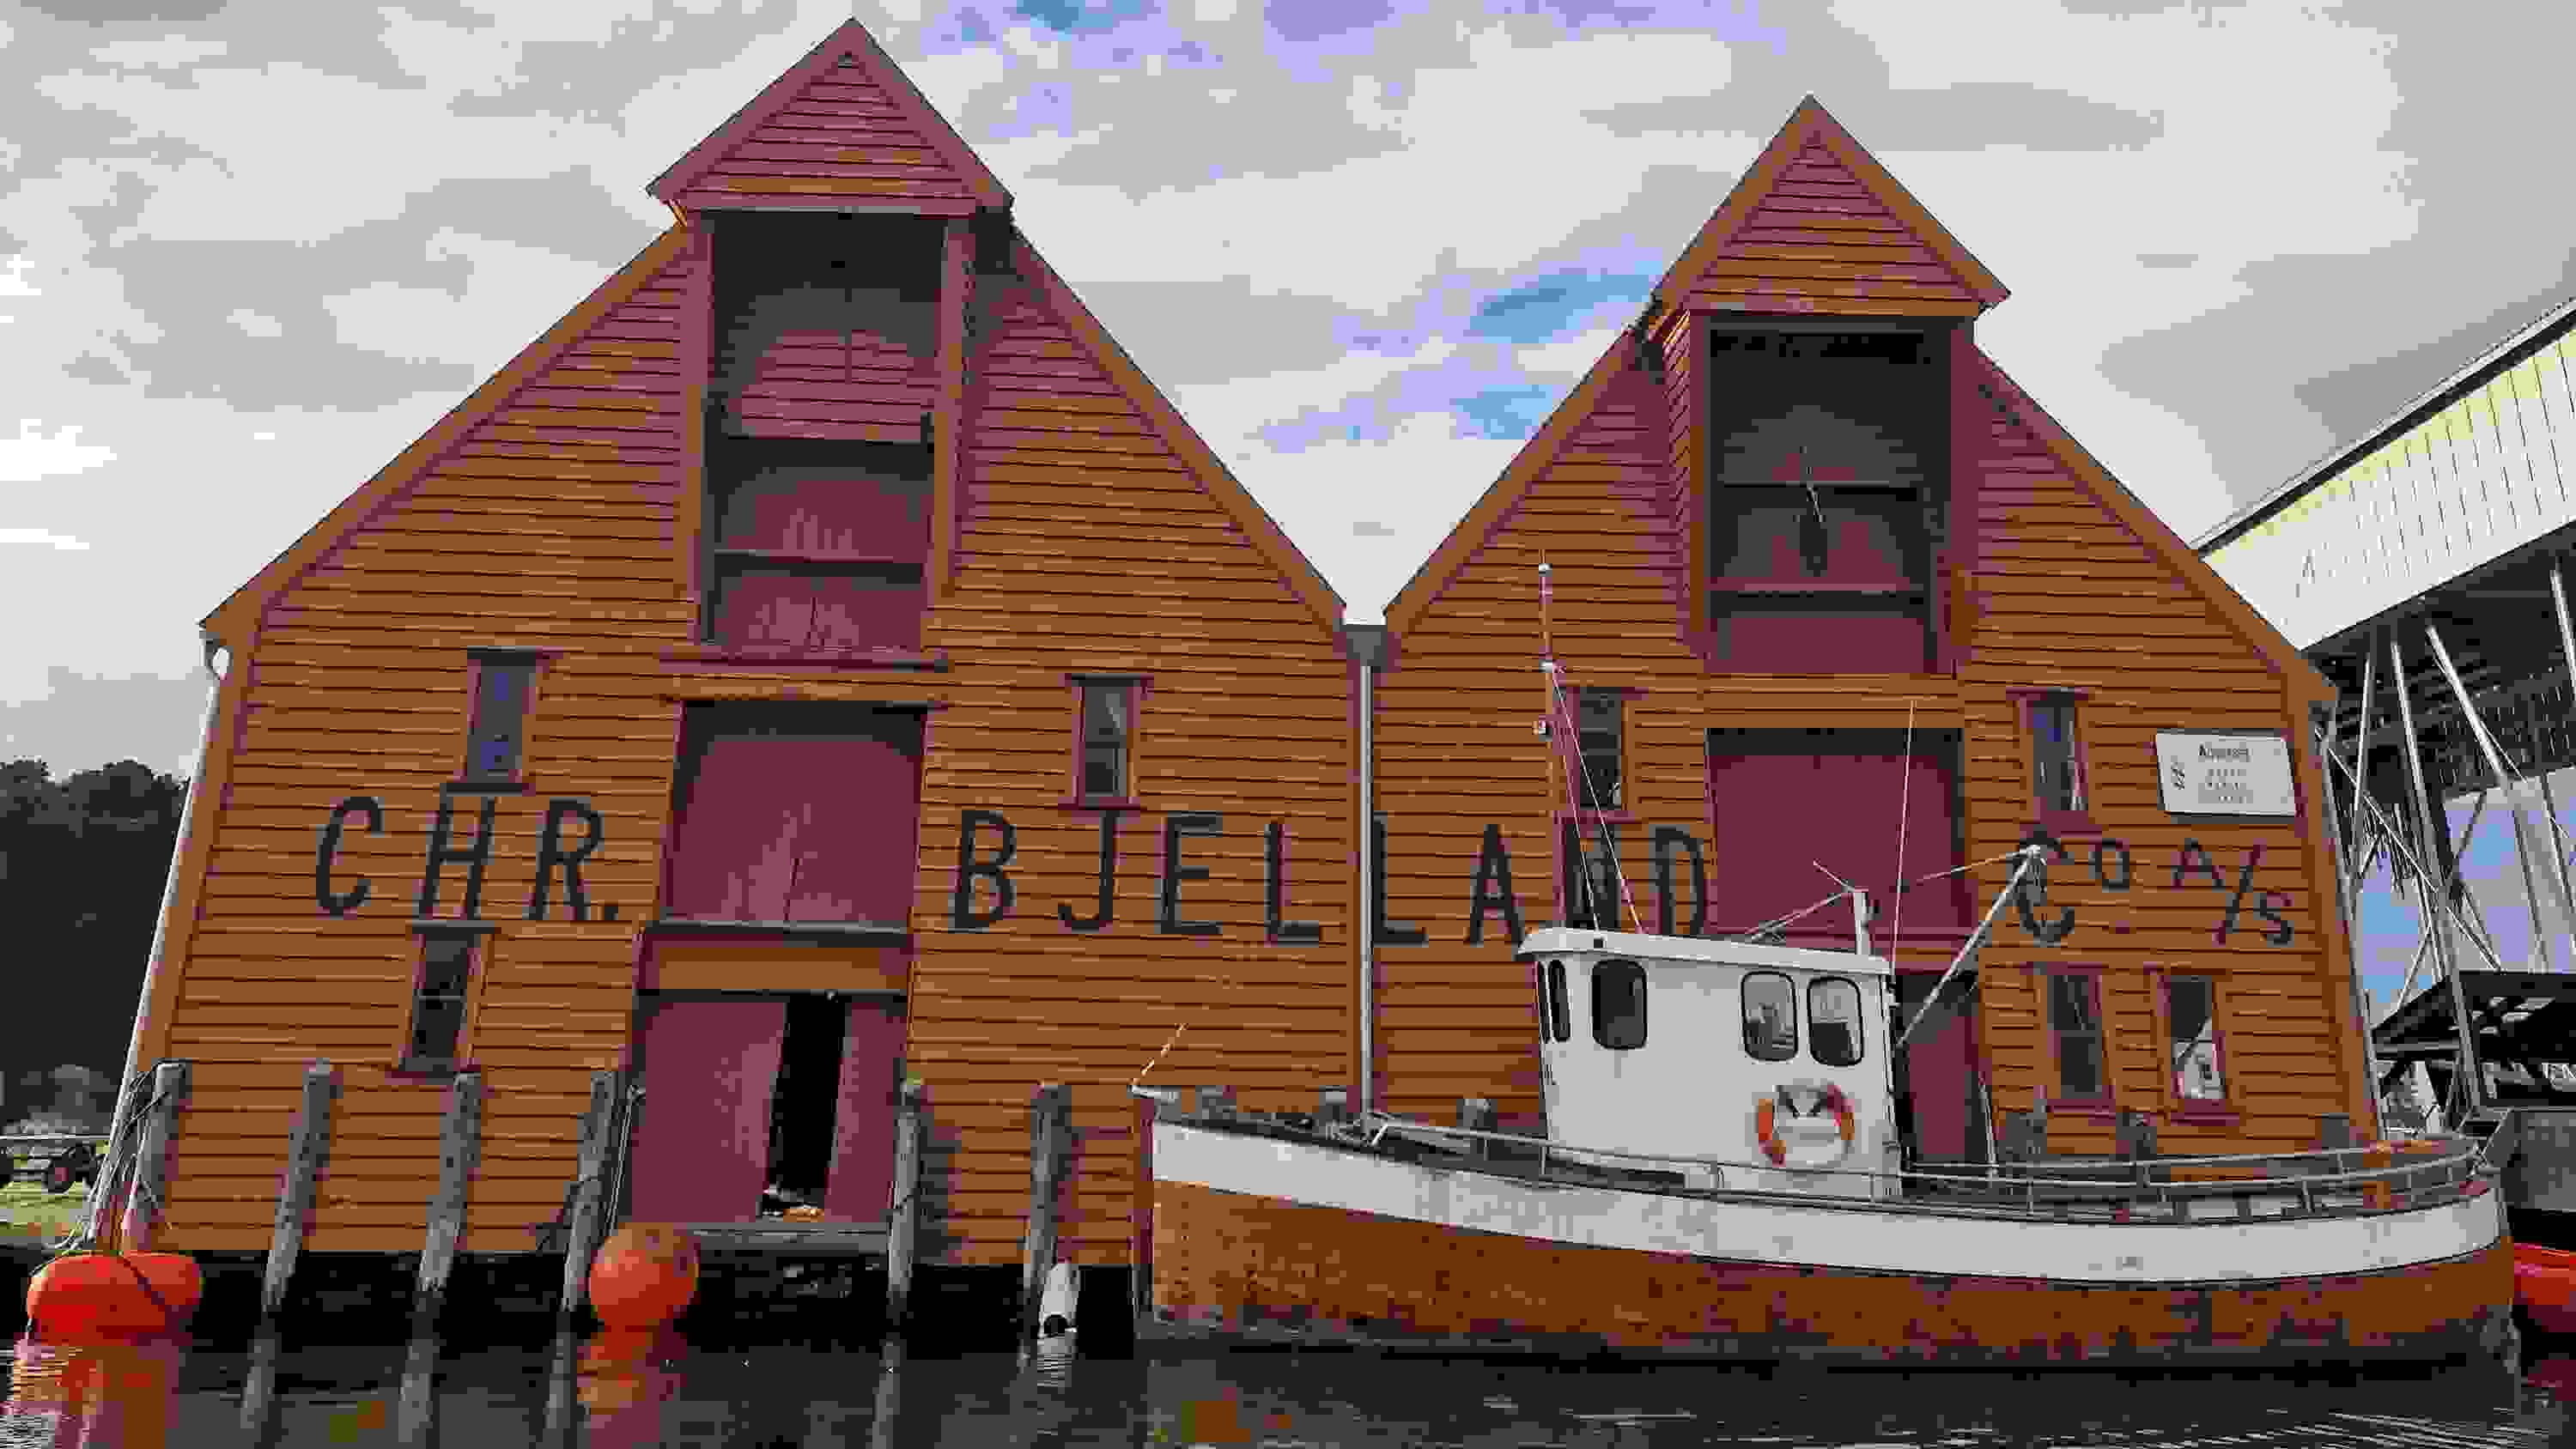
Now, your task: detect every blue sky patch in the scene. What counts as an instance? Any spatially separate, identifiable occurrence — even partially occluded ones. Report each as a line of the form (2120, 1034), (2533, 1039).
(1466, 270), (1650, 344)
(1451, 385), (1558, 440)
(1011, 0), (1160, 36)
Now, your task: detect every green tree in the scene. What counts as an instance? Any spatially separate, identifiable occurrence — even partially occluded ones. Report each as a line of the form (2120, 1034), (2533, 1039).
(0, 760), (189, 1091)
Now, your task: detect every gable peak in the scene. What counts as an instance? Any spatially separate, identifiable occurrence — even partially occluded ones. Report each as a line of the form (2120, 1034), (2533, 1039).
(1650, 95), (2006, 320)
(650, 17), (1011, 216)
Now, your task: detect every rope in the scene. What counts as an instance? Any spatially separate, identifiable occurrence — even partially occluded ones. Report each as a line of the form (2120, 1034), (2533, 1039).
(1890, 700), (1915, 959)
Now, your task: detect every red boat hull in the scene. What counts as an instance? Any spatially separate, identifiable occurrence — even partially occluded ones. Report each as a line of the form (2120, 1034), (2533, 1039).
(2517, 1243), (2576, 1335)
(1153, 1175), (2513, 1366)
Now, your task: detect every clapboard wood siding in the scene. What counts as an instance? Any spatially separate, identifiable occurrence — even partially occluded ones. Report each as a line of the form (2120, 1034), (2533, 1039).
(1953, 362), (2350, 1154)
(651, 25), (1007, 216)
(153, 239), (704, 1252)
(1685, 141), (1986, 316)
(1378, 95), (2360, 1156)
(908, 249), (1354, 1267)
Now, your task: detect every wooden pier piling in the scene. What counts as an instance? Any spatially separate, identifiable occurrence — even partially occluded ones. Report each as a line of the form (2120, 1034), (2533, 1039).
(883, 1076), (927, 1345)
(118, 1060), (189, 1250)
(543, 1070), (625, 1449)
(1019, 1082), (1072, 1343)
(239, 1058), (339, 1446)
(395, 1070), (483, 1448)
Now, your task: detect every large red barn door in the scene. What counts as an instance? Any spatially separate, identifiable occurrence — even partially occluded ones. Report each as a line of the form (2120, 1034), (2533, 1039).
(1707, 728), (1978, 1161)
(627, 996), (788, 1223)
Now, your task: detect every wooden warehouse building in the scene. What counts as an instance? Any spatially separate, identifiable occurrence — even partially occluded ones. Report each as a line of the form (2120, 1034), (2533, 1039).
(136, 21), (1363, 1276)
(1371, 99), (2380, 1161)
(128, 21), (2382, 1296)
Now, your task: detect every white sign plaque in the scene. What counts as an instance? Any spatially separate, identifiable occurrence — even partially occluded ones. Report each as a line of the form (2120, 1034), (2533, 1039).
(2154, 731), (2297, 818)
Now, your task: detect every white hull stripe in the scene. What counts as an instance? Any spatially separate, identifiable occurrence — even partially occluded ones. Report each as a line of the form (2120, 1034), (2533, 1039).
(1154, 1123), (2502, 1287)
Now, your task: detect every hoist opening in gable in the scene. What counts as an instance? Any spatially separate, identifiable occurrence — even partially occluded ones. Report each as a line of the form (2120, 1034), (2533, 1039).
(1703, 323), (1953, 675)
(700, 212), (950, 652)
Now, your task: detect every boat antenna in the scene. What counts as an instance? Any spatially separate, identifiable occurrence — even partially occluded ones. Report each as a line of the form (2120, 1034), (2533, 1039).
(1538, 563), (1640, 932)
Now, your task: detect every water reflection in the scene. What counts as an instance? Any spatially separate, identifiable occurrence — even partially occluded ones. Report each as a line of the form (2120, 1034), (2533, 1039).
(0, 1331), (2565, 1446)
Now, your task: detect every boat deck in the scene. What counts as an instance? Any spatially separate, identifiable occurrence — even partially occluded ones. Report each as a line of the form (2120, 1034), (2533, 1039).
(1154, 1100), (2489, 1226)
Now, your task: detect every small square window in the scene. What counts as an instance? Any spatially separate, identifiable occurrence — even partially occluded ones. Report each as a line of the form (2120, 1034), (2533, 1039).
(2031, 700), (2085, 815)
(2167, 975), (2227, 1104)
(1590, 958), (1647, 1051)
(404, 934), (478, 1072)
(2047, 971), (2108, 1103)
(1075, 681), (1135, 802)
(1575, 690), (1624, 813)
(465, 655), (538, 782)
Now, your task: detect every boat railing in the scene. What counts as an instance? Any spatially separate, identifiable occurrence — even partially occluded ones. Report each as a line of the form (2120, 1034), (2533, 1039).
(1158, 1101), (2487, 1220)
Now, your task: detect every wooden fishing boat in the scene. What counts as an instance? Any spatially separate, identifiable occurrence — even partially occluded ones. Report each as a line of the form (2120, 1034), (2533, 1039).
(1141, 923), (2512, 1366)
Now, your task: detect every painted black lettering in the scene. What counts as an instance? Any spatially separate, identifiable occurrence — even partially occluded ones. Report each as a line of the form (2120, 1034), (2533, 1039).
(1159, 813), (1222, 937)
(1465, 823), (1523, 947)
(527, 798), (605, 921)
(1651, 826), (1707, 937)
(2089, 838), (2133, 892)
(1266, 821), (1322, 946)
(2215, 843), (2263, 944)
(2255, 889), (2295, 947)
(1060, 808), (1124, 932)
(1374, 815), (1427, 947)
(2014, 829), (2074, 945)
(416, 794), (499, 919)
(315, 796), (382, 917)
(2172, 840), (2226, 892)
(951, 810), (1016, 930)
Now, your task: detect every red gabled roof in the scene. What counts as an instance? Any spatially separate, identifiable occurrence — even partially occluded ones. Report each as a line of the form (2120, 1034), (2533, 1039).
(650, 19), (1010, 216)
(1650, 96), (2005, 320)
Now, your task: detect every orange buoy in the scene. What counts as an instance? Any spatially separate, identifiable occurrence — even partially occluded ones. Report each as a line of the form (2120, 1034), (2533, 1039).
(24, 1252), (202, 1343)
(587, 1224), (700, 1330)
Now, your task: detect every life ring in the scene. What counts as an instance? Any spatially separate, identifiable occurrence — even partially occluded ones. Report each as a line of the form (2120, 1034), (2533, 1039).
(1755, 1083), (1858, 1170)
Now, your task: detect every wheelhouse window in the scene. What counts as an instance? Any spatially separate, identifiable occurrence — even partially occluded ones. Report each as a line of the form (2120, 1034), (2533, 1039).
(2166, 974), (2227, 1104)
(2047, 971), (2109, 1103)
(1742, 970), (1797, 1062)
(1070, 677), (1142, 806)
(1541, 960), (1571, 1043)
(462, 652), (538, 784)
(1590, 959), (1647, 1051)
(1807, 976), (1863, 1067)
(1702, 326), (1946, 675)
(402, 931), (480, 1074)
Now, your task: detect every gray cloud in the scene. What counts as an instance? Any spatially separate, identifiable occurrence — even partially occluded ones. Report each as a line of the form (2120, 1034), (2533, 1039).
(0, 667), (212, 778)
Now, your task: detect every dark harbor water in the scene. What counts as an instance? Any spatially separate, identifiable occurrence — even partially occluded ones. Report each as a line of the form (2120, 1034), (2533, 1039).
(8, 1335), (2573, 1447)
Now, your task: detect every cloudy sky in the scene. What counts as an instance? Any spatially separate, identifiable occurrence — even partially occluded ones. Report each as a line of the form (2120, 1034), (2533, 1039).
(7, 0), (2575, 1023)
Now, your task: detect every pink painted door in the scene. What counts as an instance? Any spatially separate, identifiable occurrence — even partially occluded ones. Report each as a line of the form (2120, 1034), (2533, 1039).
(1897, 973), (1979, 1161)
(822, 997), (907, 1221)
(627, 996), (787, 1223)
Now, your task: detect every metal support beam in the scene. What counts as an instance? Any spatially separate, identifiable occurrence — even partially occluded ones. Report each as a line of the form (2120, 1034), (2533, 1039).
(2349, 643), (2377, 898)
(2392, 627), (2483, 1115)
(2317, 718), (2385, 1117)
(2545, 561), (2576, 934)
(2425, 619), (2567, 973)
